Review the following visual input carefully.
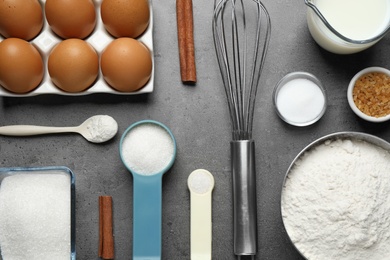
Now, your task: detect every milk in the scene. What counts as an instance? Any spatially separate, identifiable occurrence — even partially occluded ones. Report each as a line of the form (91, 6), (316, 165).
(306, 0), (390, 54)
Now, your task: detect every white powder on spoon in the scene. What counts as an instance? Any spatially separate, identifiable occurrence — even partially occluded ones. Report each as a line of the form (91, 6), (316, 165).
(121, 123), (175, 175)
(282, 138), (390, 260)
(188, 170), (214, 194)
(0, 172), (71, 260)
(86, 115), (118, 143)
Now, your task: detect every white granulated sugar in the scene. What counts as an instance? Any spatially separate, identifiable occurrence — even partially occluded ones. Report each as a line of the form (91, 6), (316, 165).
(276, 78), (325, 124)
(86, 115), (118, 143)
(281, 138), (390, 260)
(189, 171), (213, 194)
(121, 123), (175, 175)
(0, 172), (71, 260)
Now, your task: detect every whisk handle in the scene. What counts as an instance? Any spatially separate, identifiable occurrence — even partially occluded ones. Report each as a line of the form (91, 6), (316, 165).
(231, 140), (258, 256)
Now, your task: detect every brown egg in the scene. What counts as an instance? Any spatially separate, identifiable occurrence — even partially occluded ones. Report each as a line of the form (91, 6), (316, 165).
(0, 0), (43, 40)
(0, 38), (44, 94)
(101, 38), (152, 92)
(45, 0), (96, 39)
(48, 39), (99, 92)
(101, 0), (150, 38)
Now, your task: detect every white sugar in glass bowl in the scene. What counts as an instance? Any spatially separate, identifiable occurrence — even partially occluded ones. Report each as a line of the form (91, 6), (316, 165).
(273, 72), (327, 127)
(347, 67), (390, 123)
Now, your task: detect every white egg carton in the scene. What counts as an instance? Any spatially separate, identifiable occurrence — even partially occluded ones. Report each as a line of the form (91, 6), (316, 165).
(0, 0), (154, 97)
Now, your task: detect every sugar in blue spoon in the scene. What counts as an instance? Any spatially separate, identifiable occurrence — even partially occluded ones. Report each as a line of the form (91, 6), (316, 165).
(119, 120), (177, 260)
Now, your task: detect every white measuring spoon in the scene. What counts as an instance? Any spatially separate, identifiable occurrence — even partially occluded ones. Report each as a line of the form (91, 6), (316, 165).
(188, 169), (215, 260)
(0, 115), (118, 143)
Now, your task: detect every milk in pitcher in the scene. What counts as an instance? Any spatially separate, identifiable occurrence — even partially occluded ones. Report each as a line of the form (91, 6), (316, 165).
(306, 0), (390, 54)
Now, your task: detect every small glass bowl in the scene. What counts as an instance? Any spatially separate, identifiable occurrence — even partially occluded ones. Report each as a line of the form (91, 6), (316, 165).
(273, 72), (327, 127)
(347, 67), (390, 123)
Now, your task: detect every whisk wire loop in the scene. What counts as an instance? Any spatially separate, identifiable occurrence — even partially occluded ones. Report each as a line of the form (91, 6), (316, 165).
(213, 0), (270, 141)
(247, 1), (271, 139)
(232, 0), (247, 140)
(213, 0), (240, 137)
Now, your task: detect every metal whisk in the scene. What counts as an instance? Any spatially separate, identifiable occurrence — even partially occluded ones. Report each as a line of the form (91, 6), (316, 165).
(212, 0), (270, 258)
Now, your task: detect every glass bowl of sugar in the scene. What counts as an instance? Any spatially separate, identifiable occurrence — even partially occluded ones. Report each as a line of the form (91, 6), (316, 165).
(0, 166), (75, 260)
(273, 72), (327, 127)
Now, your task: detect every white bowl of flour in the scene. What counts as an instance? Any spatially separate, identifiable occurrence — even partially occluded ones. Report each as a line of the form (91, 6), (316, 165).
(281, 132), (390, 260)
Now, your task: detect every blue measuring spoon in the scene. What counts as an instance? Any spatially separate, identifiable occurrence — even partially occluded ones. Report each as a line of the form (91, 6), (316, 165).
(119, 120), (177, 260)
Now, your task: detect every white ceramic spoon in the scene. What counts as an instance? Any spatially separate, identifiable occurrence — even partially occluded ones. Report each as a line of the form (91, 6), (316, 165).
(0, 115), (118, 143)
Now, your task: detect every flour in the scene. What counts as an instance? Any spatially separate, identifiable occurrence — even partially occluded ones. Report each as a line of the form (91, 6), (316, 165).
(281, 138), (390, 260)
(86, 115), (118, 143)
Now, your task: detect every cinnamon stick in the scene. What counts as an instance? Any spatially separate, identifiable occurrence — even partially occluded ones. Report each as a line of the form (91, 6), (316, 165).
(99, 196), (114, 259)
(176, 0), (197, 84)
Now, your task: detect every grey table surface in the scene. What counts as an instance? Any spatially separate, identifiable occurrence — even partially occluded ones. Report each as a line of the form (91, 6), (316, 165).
(1, 0), (390, 259)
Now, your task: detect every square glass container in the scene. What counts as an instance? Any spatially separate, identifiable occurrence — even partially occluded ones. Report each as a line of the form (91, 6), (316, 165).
(0, 166), (75, 260)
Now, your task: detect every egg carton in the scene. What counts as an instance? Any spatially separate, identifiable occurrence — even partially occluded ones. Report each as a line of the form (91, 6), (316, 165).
(0, 0), (154, 97)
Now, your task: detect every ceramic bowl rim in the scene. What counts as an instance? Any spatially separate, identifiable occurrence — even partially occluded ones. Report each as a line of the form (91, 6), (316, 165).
(347, 66), (390, 123)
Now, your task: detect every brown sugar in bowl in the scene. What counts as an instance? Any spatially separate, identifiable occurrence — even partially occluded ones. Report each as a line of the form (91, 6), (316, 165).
(347, 67), (390, 122)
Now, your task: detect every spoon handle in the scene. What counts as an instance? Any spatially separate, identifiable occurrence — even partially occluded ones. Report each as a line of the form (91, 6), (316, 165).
(0, 125), (77, 136)
(132, 173), (163, 260)
(188, 169), (214, 260)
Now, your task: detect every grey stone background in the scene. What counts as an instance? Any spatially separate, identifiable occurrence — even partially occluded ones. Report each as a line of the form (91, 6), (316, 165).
(1, 0), (390, 259)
